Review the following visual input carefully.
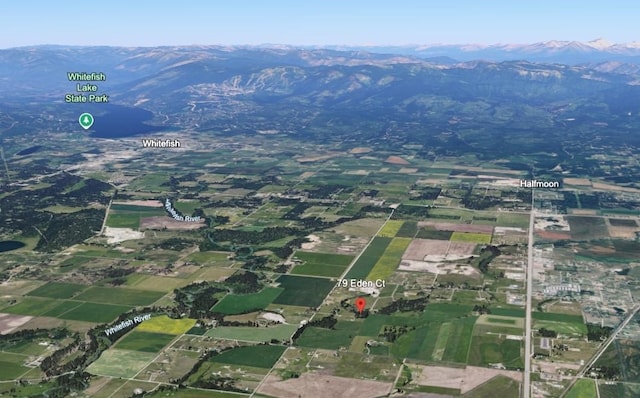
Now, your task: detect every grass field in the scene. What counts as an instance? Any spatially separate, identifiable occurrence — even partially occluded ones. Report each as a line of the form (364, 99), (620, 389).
(145, 389), (248, 398)
(58, 302), (133, 323)
(291, 251), (354, 278)
(464, 375), (520, 398)
(1, 297), (63, 316)
(451, 232), (492, 244)
(125, 275), (188, 292)
(366, 237), (412, 281)
(0, 357), (30, 380)
(532, 312), (583, 323)
(468, 335), (523, 369)
(296, 321), (361, 350)
(533, 320), (587, 336)
(416, 227), (453, 240)
(432, 322), (451, 360)
(74, 286), (165, 306)
(273, 275), (335, 308)
(377, 220), (405, 237)
(26, 282), (87, 299)
(442, 317), (477, 363)
(106, 204), (167, 229)
(115, 331), (176, 353)
(396, 221), (418, 237)
(210, 345), (286, 369)
(42, 300), (84, 317)
(205, 324), (298, 343)
(344, 237), (392, 279)
(212, 287), (284, 315)
(105, 213), (140, 229)
(567, 216), (609, 240)
(86, 349), (156, 378)
(136, 315), (196, 335)
(565, 379), (596, 398)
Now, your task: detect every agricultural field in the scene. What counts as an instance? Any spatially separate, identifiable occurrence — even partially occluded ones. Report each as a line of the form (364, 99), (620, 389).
(212, 287), (284, 314)
(86, 349), (157, 378)
(73, 286), (166, 306)
(273, 275), (335, 307)
(59, 302), (133, 323)
(377, 220), (405, 237)
(290, 251), (354, 278)
(210, 344), (287, 369)
(366, 237), (412, 280)
(344, 237), (392, 279)
(136, 315), (196, 335)
(115, 331), (176, 353)
(26, 282), (88, 299)
(205, 324), (299, 343)
(450, 232), (493, 244)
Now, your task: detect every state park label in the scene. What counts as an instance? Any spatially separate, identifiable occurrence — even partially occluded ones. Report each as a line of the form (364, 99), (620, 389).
(65, 71), (110, 103)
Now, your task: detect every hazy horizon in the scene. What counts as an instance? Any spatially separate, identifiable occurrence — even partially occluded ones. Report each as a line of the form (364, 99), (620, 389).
(2, 1), (639, 49)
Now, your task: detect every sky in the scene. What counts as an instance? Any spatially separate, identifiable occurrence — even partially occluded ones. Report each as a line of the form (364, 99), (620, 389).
(1, 1), (639, 48)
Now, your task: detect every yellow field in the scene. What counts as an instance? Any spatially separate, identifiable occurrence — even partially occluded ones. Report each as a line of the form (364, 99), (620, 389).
(450, 232), (492, 244)
(377, 220), (404, 237)
(366, 237), (412, 280)
(136, 315), (196, 335)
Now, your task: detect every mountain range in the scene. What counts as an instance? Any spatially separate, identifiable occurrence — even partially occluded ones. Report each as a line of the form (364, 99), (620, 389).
(1, 40), (640, 161)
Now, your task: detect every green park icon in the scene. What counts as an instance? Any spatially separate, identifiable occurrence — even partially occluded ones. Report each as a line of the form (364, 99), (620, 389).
(78, 112), (94, 130)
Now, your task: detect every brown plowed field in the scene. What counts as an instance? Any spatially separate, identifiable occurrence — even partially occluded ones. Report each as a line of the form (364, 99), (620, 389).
(257, 373), (392, 398)
(418, 221), (493, 233)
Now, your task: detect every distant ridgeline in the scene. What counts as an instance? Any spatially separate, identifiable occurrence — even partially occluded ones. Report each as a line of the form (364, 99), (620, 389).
(164, 198), (201, 222)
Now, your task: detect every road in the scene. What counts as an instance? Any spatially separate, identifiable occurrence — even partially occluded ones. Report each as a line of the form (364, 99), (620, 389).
(523, 192), (535, 398)
(560, 304), (640, 397)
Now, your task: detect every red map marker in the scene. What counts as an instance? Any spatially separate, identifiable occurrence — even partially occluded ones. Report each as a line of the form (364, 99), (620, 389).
(355, 297), (366, 314)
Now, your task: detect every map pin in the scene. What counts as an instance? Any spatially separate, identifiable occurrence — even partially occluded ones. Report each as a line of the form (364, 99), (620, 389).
(79, 112), (94, 130)
(355, 297), (366, 314)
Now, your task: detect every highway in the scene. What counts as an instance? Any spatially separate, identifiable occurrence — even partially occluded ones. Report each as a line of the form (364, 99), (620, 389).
(523, 193), (535, 398)
(560, 305), (640, 397)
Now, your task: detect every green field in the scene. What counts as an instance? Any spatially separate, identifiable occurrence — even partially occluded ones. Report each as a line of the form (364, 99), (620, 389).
(136, 315), (196, 335)
(442, 317), (477, 363)
(291, 251), (354, 278)
(273, 275), (335, 307)
(464, 375), (520, 398)
(26, 282), (87, 299)
(565, 379), (596, 398)
(532, 312), (583, 323)
(377, 220), (405, 237)
(344, 237), (392, 279)
(567, 216), (609, 240)
(450, 232), (492, 244)
(468, 335), (523, 369)
(57, 302), (132, 323)
(42, 300), (84, 317)
(396, 221), (418, 237)
(105, 213), (140, 229)
(416, 227), (453, 240)
(366, 237), (412, 281)
(212, 287), (284, 315)
(86, 349), (156, 378)
(533, 320), (587, 336)
(0, 358), (30, 380)
(74, 286), (165, 306)
(1, 297), (63, 316)
(205, 324), (299, 343)
(296, 321), (361, 349)
(115, 331), (175, 353)
(211, 345), (286, 369)
(106, 204), (167, 229)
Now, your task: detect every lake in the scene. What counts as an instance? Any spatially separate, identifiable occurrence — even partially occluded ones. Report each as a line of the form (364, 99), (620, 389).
(87, 104), (165, 138)
(0, 241), (26, 253)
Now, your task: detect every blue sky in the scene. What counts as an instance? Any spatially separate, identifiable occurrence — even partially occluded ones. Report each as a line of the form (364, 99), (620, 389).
(1, 1), (638, 48)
